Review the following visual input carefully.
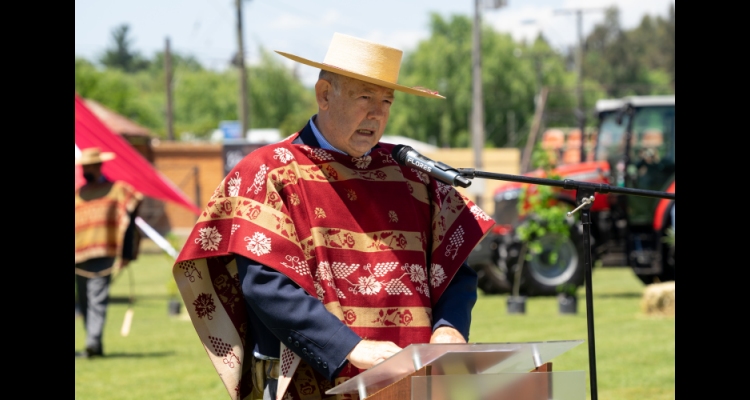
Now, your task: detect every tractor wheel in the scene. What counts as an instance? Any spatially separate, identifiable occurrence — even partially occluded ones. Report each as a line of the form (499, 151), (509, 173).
(509, 220), (586, 296)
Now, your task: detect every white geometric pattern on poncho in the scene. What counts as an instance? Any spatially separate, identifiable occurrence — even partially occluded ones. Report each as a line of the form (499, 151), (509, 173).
(411, 169), (429, 184)
(384, 278), (413, 295)
(372, 262), (399, 277)
(244, 232), (271, 256)
(445, 225), (465, 260)
(315, 261), (333, 281)
(227, 172), (241, 197)
(430, 264), (447, 288)
(247, 164), (269, 195)
(281, 255), (310, 276)
(314, 281), (325, 301)
(405, 263), (427, 283)
(273, 148), (294, 164)
(195, 226), (222, 251)
(353, 156), (372, 169)
(331, 262), (359, 279)
(307, 147), (335, 161)
(470, 205), (492, 221)
(382, 154), (396, 164)
(436, 181), (452, 196)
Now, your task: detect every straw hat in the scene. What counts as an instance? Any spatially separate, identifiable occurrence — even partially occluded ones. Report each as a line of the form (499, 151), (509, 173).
(275, 33), (445, 99)
(76, 147), (115, 165)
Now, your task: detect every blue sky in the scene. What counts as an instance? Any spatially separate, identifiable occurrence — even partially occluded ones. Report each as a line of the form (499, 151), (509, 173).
(75, 0), (675, 87)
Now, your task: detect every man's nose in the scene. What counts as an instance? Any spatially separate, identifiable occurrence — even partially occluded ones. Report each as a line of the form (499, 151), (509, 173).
(368, 102), (386, 119)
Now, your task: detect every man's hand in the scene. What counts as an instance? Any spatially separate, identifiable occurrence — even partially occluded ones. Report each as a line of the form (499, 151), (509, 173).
(430, 326), (466, 344)
(346, 339), (402, 370)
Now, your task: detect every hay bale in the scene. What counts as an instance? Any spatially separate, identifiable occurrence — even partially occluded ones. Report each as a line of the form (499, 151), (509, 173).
(641, 281), (675, 316)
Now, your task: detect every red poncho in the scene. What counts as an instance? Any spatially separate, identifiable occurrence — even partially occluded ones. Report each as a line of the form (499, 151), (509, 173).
(173, 134), (495, 399)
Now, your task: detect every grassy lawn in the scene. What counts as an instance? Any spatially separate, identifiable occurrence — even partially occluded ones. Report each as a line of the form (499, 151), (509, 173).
(75, 254), (674, 400)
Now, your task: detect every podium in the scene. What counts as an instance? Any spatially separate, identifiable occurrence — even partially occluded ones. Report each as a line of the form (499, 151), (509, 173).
(326, 340), (586, 400)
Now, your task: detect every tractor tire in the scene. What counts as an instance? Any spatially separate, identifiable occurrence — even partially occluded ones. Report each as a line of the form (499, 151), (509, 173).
(633, 203), (675, 285)
(507, 219), (586, 296)
(473, 236), (512, 295)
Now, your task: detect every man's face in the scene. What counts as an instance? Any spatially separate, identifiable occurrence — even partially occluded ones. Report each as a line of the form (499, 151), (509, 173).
(316, 76), (395, 157)
(82, 163), (103, 183)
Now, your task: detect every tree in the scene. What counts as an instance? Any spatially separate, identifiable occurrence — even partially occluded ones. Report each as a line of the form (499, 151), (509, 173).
(389, 13), (575, 149)
(248, 48), (316, 136)
(582, 5), (675, 97)
(75, 57), (162, 129)
(150, 51), (204, 73)
(99, 24), (150, 73)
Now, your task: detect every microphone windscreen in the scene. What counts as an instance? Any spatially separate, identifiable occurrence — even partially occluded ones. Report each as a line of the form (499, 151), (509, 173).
(391, 144), (413, 164)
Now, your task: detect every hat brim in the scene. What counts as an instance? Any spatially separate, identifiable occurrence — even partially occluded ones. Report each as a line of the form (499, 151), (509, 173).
(275, 51), (445, 99)
(76, 152), (116, 165)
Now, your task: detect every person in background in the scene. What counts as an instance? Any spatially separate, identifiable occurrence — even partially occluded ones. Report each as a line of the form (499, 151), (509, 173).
(172, 33), (495, 399)
(75, 147), (143, 358)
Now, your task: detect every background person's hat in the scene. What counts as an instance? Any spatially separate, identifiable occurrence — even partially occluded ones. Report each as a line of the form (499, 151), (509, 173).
(275, 33), (445, 99)
(76, 147), (116, 165)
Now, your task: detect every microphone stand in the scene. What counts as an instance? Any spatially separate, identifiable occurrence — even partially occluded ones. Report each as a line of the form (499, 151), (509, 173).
(455, 168), (675, 400)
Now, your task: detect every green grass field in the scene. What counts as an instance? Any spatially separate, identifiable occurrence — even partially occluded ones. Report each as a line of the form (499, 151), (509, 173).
(75, 254), (674, 400)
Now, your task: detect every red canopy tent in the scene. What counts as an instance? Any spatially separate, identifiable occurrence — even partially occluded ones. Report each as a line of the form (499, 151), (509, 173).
(75, 93), (201, 216)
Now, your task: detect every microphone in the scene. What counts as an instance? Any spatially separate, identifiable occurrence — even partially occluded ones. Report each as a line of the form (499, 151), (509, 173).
(391, 145), (472, 188)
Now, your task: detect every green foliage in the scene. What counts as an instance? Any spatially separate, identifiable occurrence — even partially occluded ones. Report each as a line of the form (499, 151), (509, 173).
(556, 282), (578, 296)
(583, 5), (675, 97)
(75, 46), (316, 140)
(388, 13), (576, 149)
(513, 144), (572, 295)
(75, 57), (163, 129)
(248, 48), (318, 137)
(99, 24), (151, 73)
(516, 144), (571, 249)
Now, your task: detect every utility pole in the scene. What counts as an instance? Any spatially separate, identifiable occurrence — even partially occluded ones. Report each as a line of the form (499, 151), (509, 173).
(554, 7), (605, 162)
(235, 0), (249, 139)
(165, 37), (174, 140)
(471, 0), (507, 210)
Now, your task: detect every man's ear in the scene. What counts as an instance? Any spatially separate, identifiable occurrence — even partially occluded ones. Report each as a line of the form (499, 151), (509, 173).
(315, 79), (331, 111)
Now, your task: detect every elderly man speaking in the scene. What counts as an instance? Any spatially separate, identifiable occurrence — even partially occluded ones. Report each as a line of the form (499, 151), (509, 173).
(173, 33), (495, 400)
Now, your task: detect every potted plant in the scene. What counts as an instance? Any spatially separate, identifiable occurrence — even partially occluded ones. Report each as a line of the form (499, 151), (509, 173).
(556, 283), (578, 315)
(507, 144), (572, 314)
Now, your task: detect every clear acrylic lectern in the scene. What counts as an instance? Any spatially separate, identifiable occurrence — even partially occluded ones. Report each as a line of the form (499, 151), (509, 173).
(325, 340), (586, 400)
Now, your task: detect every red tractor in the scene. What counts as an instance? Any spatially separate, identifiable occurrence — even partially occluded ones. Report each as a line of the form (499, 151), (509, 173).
(468, 95), (675, 296)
